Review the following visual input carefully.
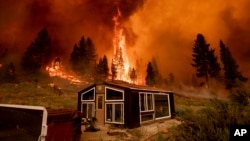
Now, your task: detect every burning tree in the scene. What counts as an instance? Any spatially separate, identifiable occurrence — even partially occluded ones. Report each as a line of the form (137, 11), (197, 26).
(129, 67), (137, 84)
(111, 58), (117, 80)
(111, 7), (131, 82)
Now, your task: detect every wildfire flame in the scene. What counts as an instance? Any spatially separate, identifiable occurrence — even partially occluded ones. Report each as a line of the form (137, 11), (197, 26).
(46, 57), (82, 85)
(112, 7), (132, 83)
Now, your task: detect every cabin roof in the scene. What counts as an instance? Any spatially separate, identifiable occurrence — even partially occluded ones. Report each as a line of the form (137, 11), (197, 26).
(79, 80), (173, 94)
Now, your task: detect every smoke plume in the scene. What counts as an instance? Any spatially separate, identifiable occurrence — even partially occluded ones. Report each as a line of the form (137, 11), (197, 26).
(1, 0), (250, 83)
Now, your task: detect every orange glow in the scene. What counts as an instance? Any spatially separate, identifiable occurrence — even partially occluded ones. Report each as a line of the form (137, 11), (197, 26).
(46, 57), (82, 85)
(112, 7), (132, 83)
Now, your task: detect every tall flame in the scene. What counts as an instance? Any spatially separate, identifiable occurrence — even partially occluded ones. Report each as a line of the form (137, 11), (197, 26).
(112, 7), (131, 82)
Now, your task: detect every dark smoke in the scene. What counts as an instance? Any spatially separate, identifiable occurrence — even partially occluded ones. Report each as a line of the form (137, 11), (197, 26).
(1, 0), (250, 84)
(0, 0), (146, 59)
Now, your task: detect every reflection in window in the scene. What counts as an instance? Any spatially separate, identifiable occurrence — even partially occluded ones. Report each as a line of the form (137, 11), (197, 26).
(140, 94), (145, 111)
(115, 104), (123, 123)
(106, 104), (112, 122)
(140, 93), (153, 112)
(147, 94), (153, 110)
(154, 94), (169, 118)
(82, 88), (95, 100)
(106, 103), (123, 124)
(81, 103), (95, 119)
(106, 88), (123, 100)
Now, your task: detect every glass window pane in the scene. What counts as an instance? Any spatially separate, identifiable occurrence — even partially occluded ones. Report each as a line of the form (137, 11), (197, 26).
(140, 94), (145, 111)
(81, 104), (87, 118)
(114, 104), (123, 123)
(147, 94), (153, 110)
(82, 89), (94, 100)
(106, 88), (123, 100)
(87, 104), (94, 119)
(106, 104), (112, 122)
(155, 95), (169, 118)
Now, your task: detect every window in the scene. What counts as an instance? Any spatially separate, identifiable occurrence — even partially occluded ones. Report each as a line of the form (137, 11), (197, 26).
(105, 103), (124, 124)
(154, 94), (170, 119)
(97, 96), (103, 109)
(141, 113), (154, 122)
(81, 103), (95, 119)
(81, 87), (95, 119)
(81, 88), (95, 101)
(140, 93), (154, 123)
(105, 87), (124, 101)
(140, 93), (154, 112)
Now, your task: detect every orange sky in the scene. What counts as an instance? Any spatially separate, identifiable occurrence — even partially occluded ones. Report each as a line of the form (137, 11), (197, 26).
(0, 0), (249, 83)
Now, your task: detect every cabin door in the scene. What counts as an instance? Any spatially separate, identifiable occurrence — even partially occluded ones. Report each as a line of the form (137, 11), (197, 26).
(95, 94), (104, 125)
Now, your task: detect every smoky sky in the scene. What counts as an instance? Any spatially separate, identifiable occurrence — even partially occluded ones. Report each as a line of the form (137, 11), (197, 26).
(1, 0), (250, 83)
(0, 0), (145, 56)
(129, 0), (250, 82)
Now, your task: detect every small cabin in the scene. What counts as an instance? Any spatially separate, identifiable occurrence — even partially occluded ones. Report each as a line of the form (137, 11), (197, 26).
(77, 81), (175, 129)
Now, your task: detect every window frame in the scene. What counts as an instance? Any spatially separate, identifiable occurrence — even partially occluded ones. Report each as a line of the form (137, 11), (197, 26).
(105, 86), (124, 102)
(154, 93), (171, 120)
(139, 92), (155, 123)
(105, 102), (124, 124)
(81, 87), (95, 102)
(81, 102), (95, 119)
(139, 92), (154, 113)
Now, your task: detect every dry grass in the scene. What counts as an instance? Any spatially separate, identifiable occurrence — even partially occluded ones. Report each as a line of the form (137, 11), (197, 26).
(0, 80), (81, 109)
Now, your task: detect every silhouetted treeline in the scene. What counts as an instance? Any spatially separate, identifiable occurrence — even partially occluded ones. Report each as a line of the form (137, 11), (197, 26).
(192, 33), (248, 89)
(21, 28), (52, 73)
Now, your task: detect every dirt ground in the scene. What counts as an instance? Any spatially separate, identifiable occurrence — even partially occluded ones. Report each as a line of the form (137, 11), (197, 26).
(80, 119), (181, 141)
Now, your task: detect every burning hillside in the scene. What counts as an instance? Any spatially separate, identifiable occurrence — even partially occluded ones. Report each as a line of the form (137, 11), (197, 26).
(46, 57), (82, 85)
(1, 0), (250, 85)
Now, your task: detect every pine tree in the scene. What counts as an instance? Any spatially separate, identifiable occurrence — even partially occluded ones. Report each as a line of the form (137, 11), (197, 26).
(151, 57), (162, 86)
(21, 28), (51, 72)
(85, 38), (97, 66)
(111, 58), (117, 81)
(207, 48), (221, 78)
(129, 67), (137, 84)
(219, 40), (248, 89)
(96, 55), (109, 80)
(70, 44), (81, 71)
(192, 33), (221, 87)
(146, 62), (155, 86)
(70, 36), (97, 75)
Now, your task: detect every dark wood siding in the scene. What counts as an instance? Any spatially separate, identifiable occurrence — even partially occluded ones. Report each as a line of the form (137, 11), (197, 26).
(169, 92), (175, 118)
(124, 90), (140, 128)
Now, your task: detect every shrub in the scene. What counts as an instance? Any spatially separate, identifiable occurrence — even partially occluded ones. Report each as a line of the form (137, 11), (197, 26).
(168, 99), (250, 141)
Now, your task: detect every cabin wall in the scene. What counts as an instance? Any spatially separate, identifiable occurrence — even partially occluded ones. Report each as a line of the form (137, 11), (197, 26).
(169, 92), (175, 118)
(77, 83), (175, 129)
(124, 90), (140, 129)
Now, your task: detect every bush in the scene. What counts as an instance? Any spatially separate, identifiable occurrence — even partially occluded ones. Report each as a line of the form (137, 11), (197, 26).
(168, 99), (250, 141)
(229, 88), (249, 106)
